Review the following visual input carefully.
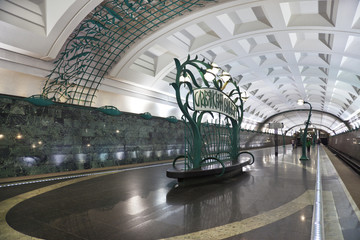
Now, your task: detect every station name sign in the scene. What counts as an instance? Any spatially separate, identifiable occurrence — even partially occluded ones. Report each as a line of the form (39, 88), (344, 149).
(193, 88), (238, 120)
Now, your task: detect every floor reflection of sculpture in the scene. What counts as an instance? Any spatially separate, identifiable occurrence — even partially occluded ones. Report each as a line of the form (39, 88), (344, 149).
(166, 173), (254, 231)
(166, 55), (255, 185)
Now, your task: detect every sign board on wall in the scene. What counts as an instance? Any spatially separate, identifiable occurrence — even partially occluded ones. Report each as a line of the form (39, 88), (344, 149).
(269, 122), (283, 129)
(193, 88), (238, 120)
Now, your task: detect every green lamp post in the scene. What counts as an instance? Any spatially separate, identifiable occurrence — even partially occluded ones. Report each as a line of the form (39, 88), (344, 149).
(297, 99), (312, 160)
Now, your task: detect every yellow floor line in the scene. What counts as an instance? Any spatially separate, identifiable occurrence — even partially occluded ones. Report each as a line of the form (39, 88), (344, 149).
(161, 190), (315, 240)
(1, 176), (315, 240)
(0, 172), (118, 240)
(0, 171), (320, 240)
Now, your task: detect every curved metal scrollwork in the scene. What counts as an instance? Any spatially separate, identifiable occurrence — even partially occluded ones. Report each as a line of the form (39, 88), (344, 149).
(172, 55), (251, 172)
(172, 155), (191, 170)
(237, 151), (255, 165)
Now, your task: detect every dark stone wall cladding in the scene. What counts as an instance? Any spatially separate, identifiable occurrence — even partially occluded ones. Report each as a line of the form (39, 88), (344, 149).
(0, 97), (186, 178)
(0, 96), (291, 178)
(328, 130), (360, 162)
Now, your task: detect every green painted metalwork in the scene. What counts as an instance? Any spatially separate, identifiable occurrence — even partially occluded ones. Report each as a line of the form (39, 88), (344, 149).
(141, 112), (152, 120)
(25, 94), (54, 106)
(97, 105), (121, 116)
(172, 55), (254, 173)
(300, 101), (312, 160)
(42, 0), (215, 106)
(166, 116), (178, 123)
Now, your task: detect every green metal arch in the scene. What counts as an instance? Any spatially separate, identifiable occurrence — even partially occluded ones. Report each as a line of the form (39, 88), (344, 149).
(42, 0), (216, 106)
(256, 109), (350, 132)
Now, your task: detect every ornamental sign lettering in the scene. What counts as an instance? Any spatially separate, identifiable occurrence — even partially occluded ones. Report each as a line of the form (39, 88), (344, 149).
(193, 88), (238, 120)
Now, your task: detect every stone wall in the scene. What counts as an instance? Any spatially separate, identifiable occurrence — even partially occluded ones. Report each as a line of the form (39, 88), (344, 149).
(0, 95), (184, 177)
(328, 129), (360, 161)
(0, 95), (292, 178)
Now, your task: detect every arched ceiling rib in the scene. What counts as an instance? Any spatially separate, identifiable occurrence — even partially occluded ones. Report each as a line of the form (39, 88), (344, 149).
(285, 124), (336, 135)
(257, 109), (351, 133)
(110, 0), (360, 135)
(1, 0), (360, 135)
(0, 0), (103, 59)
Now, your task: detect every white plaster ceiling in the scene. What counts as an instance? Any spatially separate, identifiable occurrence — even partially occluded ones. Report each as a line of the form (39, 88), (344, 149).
(0, 0), (102, 59)
(1, 0), (360, 135)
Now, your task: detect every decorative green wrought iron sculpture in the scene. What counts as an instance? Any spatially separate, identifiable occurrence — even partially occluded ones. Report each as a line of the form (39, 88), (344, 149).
(171, 55), (254, 174)
(42, 0), (215, 106)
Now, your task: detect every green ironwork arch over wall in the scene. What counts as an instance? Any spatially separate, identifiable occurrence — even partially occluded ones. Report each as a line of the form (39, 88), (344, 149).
(43, 0), (215, 106)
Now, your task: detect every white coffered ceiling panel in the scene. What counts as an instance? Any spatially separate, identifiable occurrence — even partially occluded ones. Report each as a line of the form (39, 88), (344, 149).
(110, 0), (359, 135)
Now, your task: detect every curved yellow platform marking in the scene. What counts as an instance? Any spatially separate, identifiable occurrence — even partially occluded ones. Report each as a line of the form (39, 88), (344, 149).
(161, 190), (315, 240)
(0, 172), (117, 240)
(0, 172), (315, 240)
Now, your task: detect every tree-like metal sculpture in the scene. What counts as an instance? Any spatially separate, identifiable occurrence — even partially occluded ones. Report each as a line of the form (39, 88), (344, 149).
(171, 55), (254, 175)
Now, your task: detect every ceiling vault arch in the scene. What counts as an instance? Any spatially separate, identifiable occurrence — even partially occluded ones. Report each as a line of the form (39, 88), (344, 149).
(257, 109), (351, 133)
(285, 124), (336, 135)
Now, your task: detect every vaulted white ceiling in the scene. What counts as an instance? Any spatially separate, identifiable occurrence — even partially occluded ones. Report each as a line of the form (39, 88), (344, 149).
(1, 0), (360, 135)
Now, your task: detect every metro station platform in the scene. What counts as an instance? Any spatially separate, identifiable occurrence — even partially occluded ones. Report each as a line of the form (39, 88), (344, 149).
(0, 145), (359, 240)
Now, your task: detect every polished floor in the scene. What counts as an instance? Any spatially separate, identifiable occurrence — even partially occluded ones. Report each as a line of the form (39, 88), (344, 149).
(0, 145), (359, 240)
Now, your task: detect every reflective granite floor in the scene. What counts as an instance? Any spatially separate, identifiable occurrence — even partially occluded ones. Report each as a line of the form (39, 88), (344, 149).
(0, 145), (359, 240)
